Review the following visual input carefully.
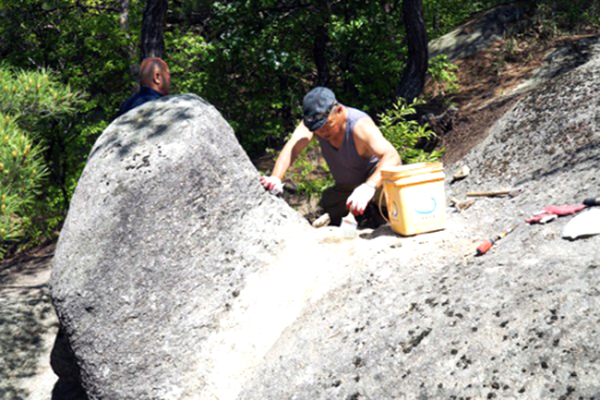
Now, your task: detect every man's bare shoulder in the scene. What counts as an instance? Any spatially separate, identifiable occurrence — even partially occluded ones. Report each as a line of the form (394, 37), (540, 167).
(352, 115), (382, 140)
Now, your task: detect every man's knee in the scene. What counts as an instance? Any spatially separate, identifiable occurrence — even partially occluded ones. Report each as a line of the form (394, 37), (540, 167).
(320, 187), (351, 226)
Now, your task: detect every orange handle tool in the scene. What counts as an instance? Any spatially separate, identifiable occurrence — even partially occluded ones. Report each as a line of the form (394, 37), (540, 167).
(476, 240), (494, 256)
(474, 224), (518, 257)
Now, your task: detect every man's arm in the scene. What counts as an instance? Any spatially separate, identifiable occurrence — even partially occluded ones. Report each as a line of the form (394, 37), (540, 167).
(353, 117), (401, 188)
(345, 117), (401, 215)
(261, 122), (313, 193)
(271, 122), (313, 179)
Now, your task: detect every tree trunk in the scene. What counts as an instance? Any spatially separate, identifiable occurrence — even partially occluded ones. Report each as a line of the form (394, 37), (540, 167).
(140, 0), (168, 61)
(314, 24), (330, 87)
(394, 0), (428, 103)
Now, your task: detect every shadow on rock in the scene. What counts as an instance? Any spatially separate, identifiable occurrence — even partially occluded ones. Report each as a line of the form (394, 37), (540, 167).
(0, 287), (54, 400)
(0, 250), (54, 288)
(89, 94), (198, 160)
(50, 327), (87, 400)
(358, 225), (399, 240)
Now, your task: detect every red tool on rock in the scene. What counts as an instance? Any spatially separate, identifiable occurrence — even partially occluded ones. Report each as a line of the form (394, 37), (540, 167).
(525, 197), (600, 224)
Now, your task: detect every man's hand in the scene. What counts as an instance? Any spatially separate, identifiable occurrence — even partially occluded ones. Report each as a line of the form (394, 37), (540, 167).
(260, 176), (284, 195)
(346, 183), (376, 215)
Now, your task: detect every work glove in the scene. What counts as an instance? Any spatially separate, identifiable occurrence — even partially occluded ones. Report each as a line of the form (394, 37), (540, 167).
(260, 175), (284, 196)
(346, 182), (376, 216)
(525, 204), (587, 224)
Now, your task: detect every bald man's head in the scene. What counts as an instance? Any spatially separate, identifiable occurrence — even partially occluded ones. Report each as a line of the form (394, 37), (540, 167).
(140, 57), (171, 96)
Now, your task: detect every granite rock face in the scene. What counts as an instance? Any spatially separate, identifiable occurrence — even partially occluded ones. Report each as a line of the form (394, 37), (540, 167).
(455, 37), (600, 200)
(50, 94), (320, 399)
(237, 36), (600, 400)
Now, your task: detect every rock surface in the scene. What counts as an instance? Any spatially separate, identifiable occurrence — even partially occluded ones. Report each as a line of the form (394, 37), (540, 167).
(51, 41), (600, 400)
(510, 36), (600, 97)
(429, 4), (524, 61)
(51, 94), (321, 399)
(236, 33), (600, 400)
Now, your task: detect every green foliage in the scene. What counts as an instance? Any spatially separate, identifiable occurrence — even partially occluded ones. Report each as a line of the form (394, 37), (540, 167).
(327, 5), (405, 112)
(527, 0), (600, 39)
(291, 169), (334, 198)
(583, 2), (600, 27)
(0, 1), (141, 161)
(192, 0), (509, 157)
(165, 29), (213, 95)
(0, 65), (82, 257)
(427, 54), (460, 97)
(272, 141), (334, 198)
(0, 0), (135, 106)
(423, 0), (507, 39)
(196, 1), (311, 155)
(531, 2), (562, 39)
(191, 0), (408, 156)
(0, 67), (83, 126)
(379, 98), (444, 164)
(0, 114), (48, 255)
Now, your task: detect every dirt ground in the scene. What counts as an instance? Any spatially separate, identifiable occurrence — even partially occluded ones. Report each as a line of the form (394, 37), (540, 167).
(0, 28), (594, 400)
(0, 243), (59, 400)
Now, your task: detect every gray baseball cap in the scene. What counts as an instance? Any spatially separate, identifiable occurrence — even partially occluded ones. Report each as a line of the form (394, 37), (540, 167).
(303, 87), (337, 132)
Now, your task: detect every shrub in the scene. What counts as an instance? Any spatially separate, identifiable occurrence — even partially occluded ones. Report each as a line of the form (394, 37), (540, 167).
(265, 138), (334, 201)
(378, 98), (444, 164)
(428, 54), (460, 98)
(281, 141), (334, 198)
(0, 115), (48, 257)
(0, 65), (83, 258)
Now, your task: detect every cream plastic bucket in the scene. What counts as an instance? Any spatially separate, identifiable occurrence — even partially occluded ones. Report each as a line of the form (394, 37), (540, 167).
(380, 162), (446, 236)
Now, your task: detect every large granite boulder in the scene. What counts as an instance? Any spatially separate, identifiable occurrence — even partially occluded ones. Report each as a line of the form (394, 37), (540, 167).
(50, 94), (322, 398)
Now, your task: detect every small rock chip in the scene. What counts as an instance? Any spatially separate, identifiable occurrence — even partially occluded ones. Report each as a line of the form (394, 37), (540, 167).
(390, 240), (403, 249)
(453, 165), (471, 181)
(450, 197), (475, 212)
(312, 213), (331, 228)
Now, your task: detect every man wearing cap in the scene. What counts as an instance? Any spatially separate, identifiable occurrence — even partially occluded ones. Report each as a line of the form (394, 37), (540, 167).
(260, 87), (401, 226)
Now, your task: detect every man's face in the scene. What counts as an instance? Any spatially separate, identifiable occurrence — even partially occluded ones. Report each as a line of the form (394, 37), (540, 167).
(313, 106), (341, 140)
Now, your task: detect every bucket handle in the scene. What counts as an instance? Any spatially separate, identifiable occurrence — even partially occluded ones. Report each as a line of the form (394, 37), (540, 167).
(377, 188), (390, 224)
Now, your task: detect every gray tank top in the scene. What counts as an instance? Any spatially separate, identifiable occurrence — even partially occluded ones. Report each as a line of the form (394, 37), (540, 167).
(316, 107), (379, 187)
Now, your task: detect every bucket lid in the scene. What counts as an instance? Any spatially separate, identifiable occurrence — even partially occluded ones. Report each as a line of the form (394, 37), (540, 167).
(381, 162), (444, 181)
